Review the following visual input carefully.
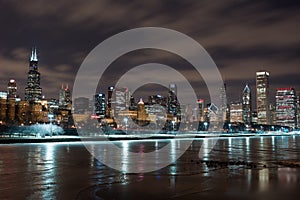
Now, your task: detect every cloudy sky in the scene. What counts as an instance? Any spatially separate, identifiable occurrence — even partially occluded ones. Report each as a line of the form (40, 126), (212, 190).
(0, 0), (299, 106)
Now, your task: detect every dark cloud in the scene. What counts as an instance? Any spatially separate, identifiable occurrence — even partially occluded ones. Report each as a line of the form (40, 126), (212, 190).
(0, 0), (299, 104)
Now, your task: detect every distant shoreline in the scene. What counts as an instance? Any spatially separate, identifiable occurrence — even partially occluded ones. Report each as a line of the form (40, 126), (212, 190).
(0, 132), (299, 144)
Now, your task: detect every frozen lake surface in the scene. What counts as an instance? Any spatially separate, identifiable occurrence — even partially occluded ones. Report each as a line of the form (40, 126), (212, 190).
(1, 135), (300, 199)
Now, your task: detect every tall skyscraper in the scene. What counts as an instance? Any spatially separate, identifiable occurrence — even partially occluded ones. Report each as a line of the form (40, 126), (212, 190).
(94, 93), (106, 119)
(7, 79), (17, 100)
(197, 99), (205, 122)
(112, 87), (130, 117)
(0, 92), (7, 124)
(167, 83), (180, 119)
(219, 83), (227, 122)
(106, 86), (114, 118)
(25, 47), (42, 102)
(59, 84), (71, 108)
(137, 98), (147, 122)
(256, 71), (270, 124)
(276, 88), (297, 128)
(242, 84), (251, 124)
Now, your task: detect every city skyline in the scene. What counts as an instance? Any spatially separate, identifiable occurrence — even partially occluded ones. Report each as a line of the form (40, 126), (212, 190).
(0, 1), (299, 104)
(0, 47), (299, 106)
(0, 48), (299, 130)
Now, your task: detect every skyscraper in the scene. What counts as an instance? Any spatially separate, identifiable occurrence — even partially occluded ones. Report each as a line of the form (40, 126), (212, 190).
(219, 83), (227, 122)
(0, 92), (7, 124)
(59, 84), (71, 109)
(7, 79), (17, 100)
(256, 71), (270, 124)
(242, 84), (251, 124)
(94, 93), (106, 119)
(25, 47), (42, 102)
(276, 88), (297, 128)
(106, 86), (114, 118)
(230, 102), (243, 123)
(197, 99), (205, 122)
(167, 83), (180, 119)
(137, 98), (147, 122)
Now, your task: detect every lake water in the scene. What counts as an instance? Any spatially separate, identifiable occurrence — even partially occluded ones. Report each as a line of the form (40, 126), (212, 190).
(1, 135), (300, 199)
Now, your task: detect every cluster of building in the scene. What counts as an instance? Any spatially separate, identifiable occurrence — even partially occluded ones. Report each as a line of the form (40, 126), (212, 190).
(0, 48), (299, 133)
(0, 48), (73, 129)
(89, 70), (300, 132)
(226, 71), (299, 132)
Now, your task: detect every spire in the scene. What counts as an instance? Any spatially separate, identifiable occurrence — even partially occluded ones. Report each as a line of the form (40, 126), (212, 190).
(243, 84), (250, 93)
(30, 47), (38, 62)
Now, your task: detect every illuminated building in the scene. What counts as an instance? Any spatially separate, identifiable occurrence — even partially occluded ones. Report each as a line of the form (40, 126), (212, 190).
(252, 111), (258, 124)
(113, 87), (130, 118)
(242, 84), (252, 124)
(230, 102), (243, 123)
(7, 79), (17, 100)
(276, 88), (297, 128)
(106, 86), (114, 118)
(7, 99), (16, 124)
(59, 84), (71, 109)
(0, 93), (7, 124)
(148, 95), (167, 106)
(256, 71), (270, 124)
(197, 99), (204, 122)
(269, 103), (277, 125)
(167, 83), (180, 121)
(137, 98), (147, 122)
(220, 83), (228, 122)
(16, 100), (30, 125)
(25, 47), (42, 102)
(30, 103), (44, 124)
(94, 93), (106, 119)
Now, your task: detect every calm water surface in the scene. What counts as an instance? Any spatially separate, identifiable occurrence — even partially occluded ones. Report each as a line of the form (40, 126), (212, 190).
(1, 135), (300, 199)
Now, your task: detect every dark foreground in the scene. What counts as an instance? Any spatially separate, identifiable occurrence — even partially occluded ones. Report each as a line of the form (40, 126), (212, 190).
(1, 135), (300, 199)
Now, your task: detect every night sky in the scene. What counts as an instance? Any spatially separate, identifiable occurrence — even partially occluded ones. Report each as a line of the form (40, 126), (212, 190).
(0, 0), (299, 105)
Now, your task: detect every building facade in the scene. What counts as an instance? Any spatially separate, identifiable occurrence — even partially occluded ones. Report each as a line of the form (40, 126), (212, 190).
(230, 103), (243, 123)
(94, 93), (106, 119)
(7, 79), (17, 100)
(25, 47), (42, 102)
(276, 88), (297, 128)
(242, 84), (252, 124)
(256, 71), (270, 124)
(59, 84), (71, 109)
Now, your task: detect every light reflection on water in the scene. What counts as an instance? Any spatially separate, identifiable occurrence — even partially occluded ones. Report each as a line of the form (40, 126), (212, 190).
(0, 136), (300, 199)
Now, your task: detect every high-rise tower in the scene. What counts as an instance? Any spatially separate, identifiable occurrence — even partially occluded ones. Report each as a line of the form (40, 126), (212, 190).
(256, 71), (270, 124)
(25, 47), (42, 102)
(276, 88), (297, 128)
(242, 84), (252, 124)
(7, 79), (17, 100)
(59, 84), (71, 109)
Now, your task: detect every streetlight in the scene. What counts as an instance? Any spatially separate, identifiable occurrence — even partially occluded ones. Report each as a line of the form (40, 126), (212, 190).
(171, 120), (175, 132)
(204, 121), (208, 131)
(228, 123), (232, 133)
